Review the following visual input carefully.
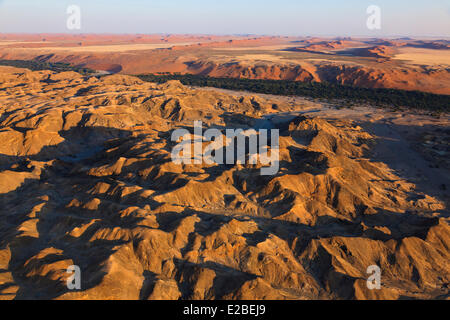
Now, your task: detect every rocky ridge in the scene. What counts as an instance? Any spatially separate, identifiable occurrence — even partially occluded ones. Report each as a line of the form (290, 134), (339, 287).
(0, 66), (448, 300)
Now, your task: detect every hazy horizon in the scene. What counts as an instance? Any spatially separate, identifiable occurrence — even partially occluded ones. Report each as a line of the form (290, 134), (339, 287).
(0, 0), (449, 37)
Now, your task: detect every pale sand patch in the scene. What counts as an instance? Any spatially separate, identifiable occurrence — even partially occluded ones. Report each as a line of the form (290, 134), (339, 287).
(212, 45), (294, 51)
(393, 48), (450, 66)
(236, 54), (285, 61)
(226, 54), (346, 67)
(228, 54), (299, 64)
(24, 42), (198, 53)
(304, 58), (361, 65)
(0, 41), (52, 46)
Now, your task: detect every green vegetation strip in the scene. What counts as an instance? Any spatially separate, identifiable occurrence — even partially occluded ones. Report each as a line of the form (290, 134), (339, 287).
(0, 59), (95, 76)
(0, 59), (447, 112)
(137, 73), (450, 112)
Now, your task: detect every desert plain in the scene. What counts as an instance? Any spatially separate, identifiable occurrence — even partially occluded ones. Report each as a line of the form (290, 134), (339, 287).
(0, 34), (449, 93)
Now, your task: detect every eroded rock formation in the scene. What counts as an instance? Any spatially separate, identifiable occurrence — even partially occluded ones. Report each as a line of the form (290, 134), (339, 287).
(0, 67), (448, 300)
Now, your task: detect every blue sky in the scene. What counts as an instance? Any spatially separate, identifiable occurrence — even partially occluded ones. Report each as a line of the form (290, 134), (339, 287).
(0, 0), (449, 37)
